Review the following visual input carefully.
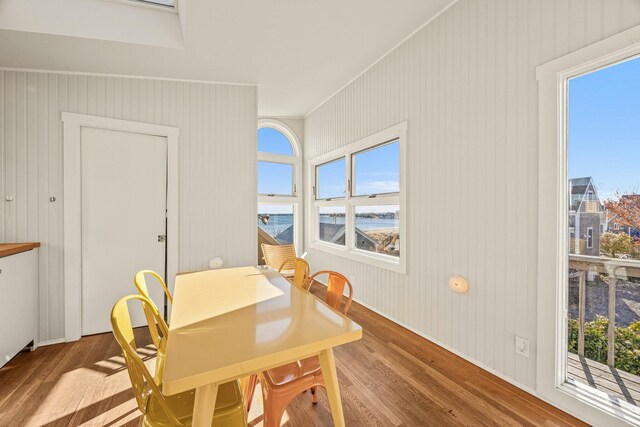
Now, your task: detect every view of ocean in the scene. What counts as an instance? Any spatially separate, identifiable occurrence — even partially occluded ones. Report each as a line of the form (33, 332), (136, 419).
(257, 213), (399, 236)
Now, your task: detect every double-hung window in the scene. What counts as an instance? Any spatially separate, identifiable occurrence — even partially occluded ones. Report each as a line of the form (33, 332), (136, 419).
(308, 122), (406, 273)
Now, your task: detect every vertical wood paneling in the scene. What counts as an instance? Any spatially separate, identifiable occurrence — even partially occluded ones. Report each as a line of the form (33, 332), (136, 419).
(0, 72), (257, 342)
(304, 0), (640, 389)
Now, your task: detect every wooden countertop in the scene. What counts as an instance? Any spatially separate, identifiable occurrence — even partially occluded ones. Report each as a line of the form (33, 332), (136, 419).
(0, 243), (41, 258)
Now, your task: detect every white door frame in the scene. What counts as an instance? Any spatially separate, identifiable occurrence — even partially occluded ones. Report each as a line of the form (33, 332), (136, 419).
(62, 112), (179, 342)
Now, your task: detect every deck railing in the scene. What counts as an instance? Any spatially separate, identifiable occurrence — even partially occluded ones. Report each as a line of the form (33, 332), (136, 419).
(569, 254), (640, 367)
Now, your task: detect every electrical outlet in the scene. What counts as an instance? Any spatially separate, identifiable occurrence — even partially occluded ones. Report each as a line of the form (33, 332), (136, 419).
(516, 336), (529, 358)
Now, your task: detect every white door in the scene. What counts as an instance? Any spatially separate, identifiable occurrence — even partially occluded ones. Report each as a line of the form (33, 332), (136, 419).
(81, 127), (167, 335)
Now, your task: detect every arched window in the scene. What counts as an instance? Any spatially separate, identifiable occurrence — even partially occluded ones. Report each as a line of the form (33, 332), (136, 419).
(257, 120), (302, 260)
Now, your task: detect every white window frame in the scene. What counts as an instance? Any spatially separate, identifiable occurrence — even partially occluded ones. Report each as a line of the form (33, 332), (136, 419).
(257, 119), (303, 251)
(586, 227), (593, 249)
(307, 122), (406, 274)
(537, 24), (640, 426)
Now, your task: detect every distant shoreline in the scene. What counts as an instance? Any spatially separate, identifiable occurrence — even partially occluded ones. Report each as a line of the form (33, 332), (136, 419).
(363, 227), (399, 233)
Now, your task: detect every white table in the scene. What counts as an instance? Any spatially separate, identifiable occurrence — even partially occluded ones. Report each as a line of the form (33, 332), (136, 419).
(162, 266), (362, 426)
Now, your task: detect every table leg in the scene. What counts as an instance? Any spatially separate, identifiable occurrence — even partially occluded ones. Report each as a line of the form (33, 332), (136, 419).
(318, 348), (345, 427)
(192, 383), (218, 427)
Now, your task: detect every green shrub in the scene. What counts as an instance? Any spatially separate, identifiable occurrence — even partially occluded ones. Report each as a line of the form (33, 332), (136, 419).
(568, 316), (640, 375)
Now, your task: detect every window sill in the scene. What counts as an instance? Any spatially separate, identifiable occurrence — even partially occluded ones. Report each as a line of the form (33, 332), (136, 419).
(309, 240), (406, 274)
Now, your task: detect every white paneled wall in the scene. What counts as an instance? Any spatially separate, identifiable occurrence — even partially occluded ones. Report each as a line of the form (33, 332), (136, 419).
(0, 71), (257, 342)
(304, 0), (640, 389)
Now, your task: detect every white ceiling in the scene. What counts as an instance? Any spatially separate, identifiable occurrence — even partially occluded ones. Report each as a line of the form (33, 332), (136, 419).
(0, 0), (453, 117)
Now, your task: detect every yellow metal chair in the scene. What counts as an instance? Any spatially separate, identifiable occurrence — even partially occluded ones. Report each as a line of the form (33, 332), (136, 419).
(132, 291), (170, 384)
(260, 244), (296, 276)
(134, 270), (172, 359)
(111, 295), (247, 427)
(135, 270), (173, 304)
(279, 257), (310, 289)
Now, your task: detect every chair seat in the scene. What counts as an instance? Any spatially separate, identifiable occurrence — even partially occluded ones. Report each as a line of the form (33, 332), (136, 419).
(299, 356), (321, 377)
(146, 380), (245, 427)
(259, 358), (325, 427)
(264, 361), (301, 386)
(262, 356), (321, 388)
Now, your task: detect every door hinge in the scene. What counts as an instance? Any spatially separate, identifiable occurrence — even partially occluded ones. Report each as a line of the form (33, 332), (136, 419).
(158, 235), (167, 243)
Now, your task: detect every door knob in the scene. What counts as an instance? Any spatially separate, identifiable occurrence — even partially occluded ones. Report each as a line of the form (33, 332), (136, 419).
(158, 235), (166, 242)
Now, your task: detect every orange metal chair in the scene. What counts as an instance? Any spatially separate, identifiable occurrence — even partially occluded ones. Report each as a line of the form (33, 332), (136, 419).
(304, 270), (353, 314)
(256, 270), (354, 427)
(279, 257), (310, 289)
(244, 257), (312, 414)
(111, 294), (247, 427)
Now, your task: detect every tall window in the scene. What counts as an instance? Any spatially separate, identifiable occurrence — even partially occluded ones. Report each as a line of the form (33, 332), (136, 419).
(538, 30), (640, 425)
(565, 55), (640, 414)
(308, 123), (406, 273)
(257, 121), (302, 258)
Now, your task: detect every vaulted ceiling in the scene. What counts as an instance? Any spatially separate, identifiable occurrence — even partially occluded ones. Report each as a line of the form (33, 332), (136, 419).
(0, 0), (454, 116)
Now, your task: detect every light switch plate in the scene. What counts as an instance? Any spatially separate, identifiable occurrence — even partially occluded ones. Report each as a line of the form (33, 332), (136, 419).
(516, 336), (530, 358)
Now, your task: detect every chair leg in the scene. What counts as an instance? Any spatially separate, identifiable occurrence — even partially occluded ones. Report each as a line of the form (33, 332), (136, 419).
(245, 374), (259, 413)
(262, 393), (288, 427)
(310, 386), (317, 404)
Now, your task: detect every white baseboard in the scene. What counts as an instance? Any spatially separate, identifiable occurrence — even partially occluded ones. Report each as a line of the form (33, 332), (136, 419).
(37, 338), (65, 347)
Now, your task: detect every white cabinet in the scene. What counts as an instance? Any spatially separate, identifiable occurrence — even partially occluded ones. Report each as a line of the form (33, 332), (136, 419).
(0, 249), (38, 368)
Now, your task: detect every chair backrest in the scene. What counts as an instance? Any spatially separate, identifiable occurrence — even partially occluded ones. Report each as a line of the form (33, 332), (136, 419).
(134, 270), (173, 304)
(280, 257), (310, 289)
(134, 270), (171, 350)
(307, 271), (353, 315)
(261, 244), (296, 271)
(111, 295), (181, 426)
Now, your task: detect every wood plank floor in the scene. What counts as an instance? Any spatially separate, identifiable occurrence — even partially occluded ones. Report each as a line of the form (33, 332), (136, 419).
(0, 287), (587, 426)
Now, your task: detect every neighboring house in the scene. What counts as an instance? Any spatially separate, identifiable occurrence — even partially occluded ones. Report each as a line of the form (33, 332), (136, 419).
(258, 222), (378, 255)
(275, 225), (294, 244)
(607, 219), (640, 237)
(319, 222), (378, 251)
(569, 177), (606, 256)
(606, 195), (640, 238)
